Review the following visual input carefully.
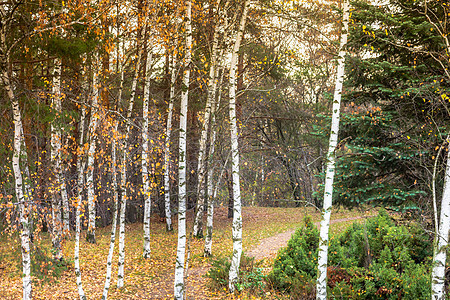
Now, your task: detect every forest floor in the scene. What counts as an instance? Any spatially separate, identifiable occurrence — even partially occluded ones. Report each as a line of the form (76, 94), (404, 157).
(0, 206), (373, 299)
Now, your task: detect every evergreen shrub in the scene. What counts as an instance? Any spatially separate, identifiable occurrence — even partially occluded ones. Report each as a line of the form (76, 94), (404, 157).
(267, 216), (318, 299)
(269, 210), (435, 299)
(205, 252), (266, 294)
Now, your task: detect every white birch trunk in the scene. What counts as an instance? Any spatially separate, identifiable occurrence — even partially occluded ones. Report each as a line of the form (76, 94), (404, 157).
(117, 24), (147, 287)
(204, 68), (224, 257)
(164, 44), (177, 232)
(204, 149), (228, 257)
(142, 48), (153, 259)
(86, 54), (100, 244)
(74, 103), (87, 300)
(3, 65), (32, 300)
(102, 121), (120, 300)
(192, 1), (226, 238)
(174, 1), (192, 298)
(431, 136), (450, 300)
(316, 1), (349, 299)
(228, 0), (250, 292)
(51, 59), (63, 259)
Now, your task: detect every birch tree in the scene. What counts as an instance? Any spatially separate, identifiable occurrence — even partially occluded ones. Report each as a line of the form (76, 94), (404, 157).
(102, 120), (120, 300)
(431, 134), (450, 300)
(117, 8), (149, 287)
(74, 101), (87, 300)
(204, 67), (224, 257)
(163, 41), (177, 232)
(142, 45), (153, 259)
(228, 0), (250, 292)
(9, 78), (33, 300)
(423, 3), (450, 298)
(86, 54), (100, 244)
(50, 58), (64, 260)
(2, 58), (33, 300)
(193, 0), (229, 239)
(0, 4), (32, 298)
(315, 1), (349, 299)
(174, 0), (192, 298)
(51, 59), (70, 235)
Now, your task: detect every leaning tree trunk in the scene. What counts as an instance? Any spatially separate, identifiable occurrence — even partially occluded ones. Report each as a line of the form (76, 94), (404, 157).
(142, 47), (153, 259)
(228, 0), (250, 293)
(174, 1), (192, 299)
(3, 63), (32, 300)
(431, 136), (450, 300)
(315, 1), (349, 299)
(86, 54), (100, 244)
(50, 58), (63, 259)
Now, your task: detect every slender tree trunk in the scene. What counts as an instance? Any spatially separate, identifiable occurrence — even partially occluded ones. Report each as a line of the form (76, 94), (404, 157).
(174, 1), (192, 298)
(204, 68), (224, 257)
(164, 42), (177, 232)
(86, 54), (100, 244)
(142, 47), (153, 259)
(431, 137), (450, 300)
(193, 1), (229, 238)
(102, 121), (120, 300)
(117, 14), (147, 285)
(315, 1), (349, 299)
(192, 30), (219, 238)
(50, 58), (63, 259)
(204, 152), (228, 257)
(228, 0), (250, 292)
(74, 103), (87, 300)
(3, 64), (32, 300)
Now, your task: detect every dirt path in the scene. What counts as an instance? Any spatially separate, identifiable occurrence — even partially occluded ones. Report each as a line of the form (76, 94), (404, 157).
(246, 216), (371, 261)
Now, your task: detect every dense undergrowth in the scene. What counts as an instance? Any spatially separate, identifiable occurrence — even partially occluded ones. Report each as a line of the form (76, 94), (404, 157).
(267, 210), (441, 299)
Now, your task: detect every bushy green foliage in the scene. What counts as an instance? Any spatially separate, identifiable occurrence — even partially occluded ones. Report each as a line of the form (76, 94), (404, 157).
(270, 211), (434, 299)
(329, 210), (432, 299)
(205, 253), (266, 294)
(267, 216), (318, 299)
(334, 0), (450, 213)
(314, 109), (426, 210)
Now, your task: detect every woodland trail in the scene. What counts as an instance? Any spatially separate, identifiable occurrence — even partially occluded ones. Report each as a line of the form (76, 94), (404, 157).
(246, 215), (373, 261)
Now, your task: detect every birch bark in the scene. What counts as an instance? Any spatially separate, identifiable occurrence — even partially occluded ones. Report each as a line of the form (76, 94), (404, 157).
(117, 17), (147, 286)
(102, 120), (120, 300)
(163, 42), (177, 232)
(174, 1), (192, 298)
(51, 59), (63, 259)
(2, 63), (33, 300)
(142, 47), (153, 259)
(431, 136), (450, 300)
(1, 11), (32, 295)
(86, 54), (100, 244)
(228, 0), (250, 292)
(192, 0), (228, 238)
(315, 1), (349, 299)
(204, 68), (224, 257)
(74, 103), (87, 300)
